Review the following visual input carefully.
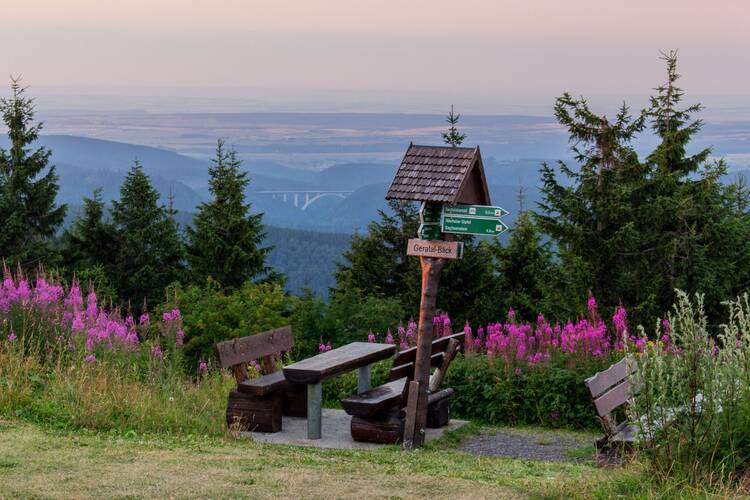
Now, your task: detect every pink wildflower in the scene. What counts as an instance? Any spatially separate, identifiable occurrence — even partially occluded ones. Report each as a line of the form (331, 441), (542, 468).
(199, 360), (208, 373)
(151, 344), (164, 360)
(7, 332), (17, 342)
(385, 329), (394, 345)
(367, 331), (376, 343)
(84, 354), (96, 364)
(175, 329), (185, 348)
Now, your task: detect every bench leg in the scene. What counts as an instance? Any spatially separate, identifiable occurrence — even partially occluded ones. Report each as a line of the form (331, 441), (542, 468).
(307, 382), (322, 440)
(358, 364), (372, 394)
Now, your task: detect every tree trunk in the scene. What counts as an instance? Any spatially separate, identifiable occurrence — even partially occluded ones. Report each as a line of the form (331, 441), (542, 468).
(404, 255), (447, 448)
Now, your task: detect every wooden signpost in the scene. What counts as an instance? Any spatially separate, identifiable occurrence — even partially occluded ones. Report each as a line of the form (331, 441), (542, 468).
(386, 143), (507, 449)
(406, 238), (464, 259)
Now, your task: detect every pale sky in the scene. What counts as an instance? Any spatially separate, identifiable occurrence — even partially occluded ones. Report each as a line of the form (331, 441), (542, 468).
(1, 0), (749, 109)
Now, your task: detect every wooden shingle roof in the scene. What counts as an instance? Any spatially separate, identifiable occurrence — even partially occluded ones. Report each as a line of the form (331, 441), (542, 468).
(386, 143), (491, 205)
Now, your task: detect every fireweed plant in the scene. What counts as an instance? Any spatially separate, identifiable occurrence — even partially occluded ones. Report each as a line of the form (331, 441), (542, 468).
(630, 290), (750, 487)
(366, 297), (648, 369)
(357, 298), (649, 428)
(0, 267), (231, 435)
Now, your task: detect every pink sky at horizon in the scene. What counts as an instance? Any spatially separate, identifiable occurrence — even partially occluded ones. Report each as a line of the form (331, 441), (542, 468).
(1, 0), (749, 109)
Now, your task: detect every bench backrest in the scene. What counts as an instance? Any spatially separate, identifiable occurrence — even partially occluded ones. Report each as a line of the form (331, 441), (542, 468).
(389, 331), (465, 382)
(215, 326), (293, 383)
(585, 355), (639, 436)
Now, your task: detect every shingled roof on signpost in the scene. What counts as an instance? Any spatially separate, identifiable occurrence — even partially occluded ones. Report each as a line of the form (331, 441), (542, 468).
(385, 143), (491, 205)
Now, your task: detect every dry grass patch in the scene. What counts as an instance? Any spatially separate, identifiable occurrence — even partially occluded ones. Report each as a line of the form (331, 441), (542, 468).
(0, 419), (647, 499)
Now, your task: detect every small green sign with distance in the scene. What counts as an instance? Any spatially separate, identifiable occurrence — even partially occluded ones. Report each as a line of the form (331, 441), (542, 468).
(442, 216), (509, 236)
(419, 202), (442, 224)
(418, 223), (442, 240)
(443, 204), (509, 218)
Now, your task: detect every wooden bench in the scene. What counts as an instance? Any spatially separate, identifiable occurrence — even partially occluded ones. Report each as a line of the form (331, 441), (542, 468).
(585, 355), (641, 454)
(341, 331), (464, 444)
(215, 326), (306, 433)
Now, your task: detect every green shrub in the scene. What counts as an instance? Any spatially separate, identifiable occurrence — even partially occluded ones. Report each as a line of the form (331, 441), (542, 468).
(176, 279), (293, 368)
(290, 287), (405, 358)
(446, 354), (609, 429)
(633, 291), (750, 487)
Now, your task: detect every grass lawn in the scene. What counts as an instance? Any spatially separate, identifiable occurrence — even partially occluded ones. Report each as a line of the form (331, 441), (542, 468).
(0, 419), (655, 499)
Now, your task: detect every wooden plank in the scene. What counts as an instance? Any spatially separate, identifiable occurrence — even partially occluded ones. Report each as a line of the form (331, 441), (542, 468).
(585, 355), (637, 398)
(594, 379), (634, 417)
(341, 378), (408, 417)
(427, 387), (454, 406)
(215, 326), (293, 368)
(351, 409), (404, 444)
(426, 396), (451, 428)
(225, 390), (282, 433)
(402, 380), (421, 450)
(237, 370), (288, 396)
(392, 331), (465, 367)
(429, 338), (460, 391)
(283, 342), (396, 384)
(389, 352), (445, 382)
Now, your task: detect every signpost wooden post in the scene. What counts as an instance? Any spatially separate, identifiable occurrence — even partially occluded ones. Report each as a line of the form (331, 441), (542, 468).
(385, 143), (500, 449)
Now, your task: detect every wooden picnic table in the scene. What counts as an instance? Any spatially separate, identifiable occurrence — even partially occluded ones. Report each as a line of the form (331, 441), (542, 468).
(283, 342), (396, 439)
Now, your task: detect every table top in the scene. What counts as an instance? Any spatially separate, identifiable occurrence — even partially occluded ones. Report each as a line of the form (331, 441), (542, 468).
(283, 342), (396, 384)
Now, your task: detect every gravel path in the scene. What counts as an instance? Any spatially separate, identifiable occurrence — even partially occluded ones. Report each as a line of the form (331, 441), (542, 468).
(456, 429), (593, 462)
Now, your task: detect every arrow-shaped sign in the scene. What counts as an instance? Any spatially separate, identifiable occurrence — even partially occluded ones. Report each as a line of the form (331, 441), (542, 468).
(442, 204), (509, 218)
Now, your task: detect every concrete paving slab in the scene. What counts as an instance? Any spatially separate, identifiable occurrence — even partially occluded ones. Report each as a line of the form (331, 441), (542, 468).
(244, 408), (467, 449)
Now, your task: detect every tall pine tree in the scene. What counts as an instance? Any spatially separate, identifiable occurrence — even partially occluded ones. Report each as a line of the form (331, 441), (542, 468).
(61, 188), (119, 272)
(639, 51), (750, 322)
(0, 77), (66, 267)
(538, 52), (750, 325)
(186, 140), (270, 289)
(537, 94), (647, 320)
(492, 211), (554, 322)
(111, 161), (185, 306)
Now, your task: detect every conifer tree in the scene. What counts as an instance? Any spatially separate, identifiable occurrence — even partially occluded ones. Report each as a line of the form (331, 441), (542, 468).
(538, 52), (750, 324)
(61, 188), (118, 271)
(639, 51), (750, 321)
(111, 161), (185, 305)
(334, 200), (500, 325)
(0, 77), (66, 266)
(537, 94), (647, 319)
(493, 211), (554, 322)
(186, 140), (270, 289)
(441, 105), (466, 147)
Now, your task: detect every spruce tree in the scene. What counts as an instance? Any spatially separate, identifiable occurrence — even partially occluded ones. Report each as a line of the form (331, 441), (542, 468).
(493, 211), (554, 322)
(0, 77), (66, 266)
(61, 188), (118, 272)
(537, 94), (647, 320)
(538, 52), (750, 325)
(186, 140), (270, 289)
(441, 105), (466, 147)
(639, 51), (750, 321)
(111, 161), (185, 306)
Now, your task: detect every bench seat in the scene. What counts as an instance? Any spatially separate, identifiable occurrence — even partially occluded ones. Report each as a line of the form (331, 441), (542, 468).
(342, 377), (408, 417)
(237, 370), (288, 396)
(612, 423), (640, 443)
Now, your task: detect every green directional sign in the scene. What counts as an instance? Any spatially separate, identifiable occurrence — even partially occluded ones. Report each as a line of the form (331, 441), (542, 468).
(442, 216), (509, 236)
(443, 204), (509, 218)
(418, 223), (442, 240)
(420, 202), (442, 224)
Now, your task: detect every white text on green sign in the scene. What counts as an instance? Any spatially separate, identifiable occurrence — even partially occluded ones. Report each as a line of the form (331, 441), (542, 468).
(442, 216), (509, 236)
(420, 203), (442, 224)
(443, 204), (509, 218)
(418, 223), (441, 240)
